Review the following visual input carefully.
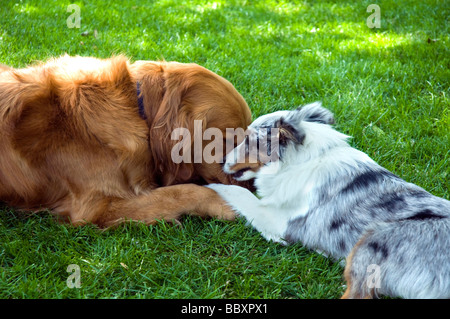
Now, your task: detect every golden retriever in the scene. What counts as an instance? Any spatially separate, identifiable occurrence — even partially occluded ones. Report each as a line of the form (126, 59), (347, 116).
(0, 55), (252, 227)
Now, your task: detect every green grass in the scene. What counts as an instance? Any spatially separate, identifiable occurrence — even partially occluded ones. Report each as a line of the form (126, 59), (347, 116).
(0, 0), (448, 299)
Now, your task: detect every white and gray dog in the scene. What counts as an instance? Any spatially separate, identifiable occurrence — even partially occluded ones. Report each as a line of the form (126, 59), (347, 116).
(208, 102), (450, 299)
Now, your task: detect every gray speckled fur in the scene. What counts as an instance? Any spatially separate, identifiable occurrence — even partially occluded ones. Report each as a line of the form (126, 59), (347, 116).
(284, 162), (450, 259)
(209, 102), (450, 299)
(345, 219), (450, 298)
(284, 159), (450, 298)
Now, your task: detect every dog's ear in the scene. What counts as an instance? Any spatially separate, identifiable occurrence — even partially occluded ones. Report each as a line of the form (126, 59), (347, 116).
(130, 61), (166, 122)
(275, 117), (305, 146)
(136, 62), (196, 185)
(296, 101), (335, 125)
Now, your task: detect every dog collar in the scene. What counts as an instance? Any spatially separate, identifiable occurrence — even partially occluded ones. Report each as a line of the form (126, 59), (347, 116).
(136, 81), (147, 120)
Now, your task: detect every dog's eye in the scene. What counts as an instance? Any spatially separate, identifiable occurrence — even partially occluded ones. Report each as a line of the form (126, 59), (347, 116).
(233, 167), (251, 179)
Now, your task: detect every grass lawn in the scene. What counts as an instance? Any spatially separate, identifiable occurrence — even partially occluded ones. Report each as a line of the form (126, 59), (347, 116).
(0, 0), (448, 299)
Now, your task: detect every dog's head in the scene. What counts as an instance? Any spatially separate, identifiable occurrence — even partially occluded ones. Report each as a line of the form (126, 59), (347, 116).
(223, 102), (337, 181)
(130, 60), (252, 187)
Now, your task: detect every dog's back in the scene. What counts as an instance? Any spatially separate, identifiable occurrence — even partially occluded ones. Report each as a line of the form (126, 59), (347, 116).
(0, 56), (142, 209)
(285, 160), (450, 256)
(0, 60), (59, 206)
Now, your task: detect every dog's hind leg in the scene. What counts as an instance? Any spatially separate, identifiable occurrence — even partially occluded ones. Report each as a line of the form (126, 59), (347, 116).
(341, 231), (378, 299)
(64, 184), (236, 228)
(342, 219), (450, 299)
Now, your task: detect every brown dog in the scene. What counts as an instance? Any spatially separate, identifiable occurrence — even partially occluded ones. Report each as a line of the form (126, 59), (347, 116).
(0, 55), (252, 227)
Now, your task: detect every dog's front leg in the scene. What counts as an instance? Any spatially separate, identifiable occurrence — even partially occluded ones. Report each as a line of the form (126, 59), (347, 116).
(64, 184), (236, 228)
(207, 184), (287, 243)
(207, 184), (260, 216)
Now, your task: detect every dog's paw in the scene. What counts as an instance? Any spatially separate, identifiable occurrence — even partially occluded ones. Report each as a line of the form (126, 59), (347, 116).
(215, 202), (237, 221)
(206, 184), (243, 202)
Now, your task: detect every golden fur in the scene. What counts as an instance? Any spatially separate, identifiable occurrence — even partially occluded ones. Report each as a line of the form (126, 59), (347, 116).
(0, 55), (252, 227)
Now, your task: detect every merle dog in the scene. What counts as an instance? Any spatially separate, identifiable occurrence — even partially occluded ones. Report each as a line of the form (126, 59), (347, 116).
(208, 102), (450, 299)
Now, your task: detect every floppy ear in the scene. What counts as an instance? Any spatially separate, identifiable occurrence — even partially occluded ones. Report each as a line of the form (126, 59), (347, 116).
(296, 101), (335, 125)
(275, 117), (305, 146)
(139, 62), (195, 185)
(131, 61), (166, 122)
